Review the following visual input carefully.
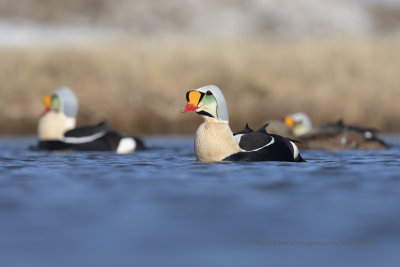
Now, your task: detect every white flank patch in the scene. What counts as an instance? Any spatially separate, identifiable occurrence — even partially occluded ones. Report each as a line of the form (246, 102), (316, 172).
(340, 136), (347, 145)
(234, 134), (243, 144)
(364, 131), (373, 139)
(290, 141), (299, 159)
(63, 131), (106, 144)
(244, 136), (275, 152)
(117, 137), (137, 154)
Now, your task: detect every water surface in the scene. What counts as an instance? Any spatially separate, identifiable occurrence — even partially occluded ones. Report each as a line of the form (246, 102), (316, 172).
(1, 136), (400, 267)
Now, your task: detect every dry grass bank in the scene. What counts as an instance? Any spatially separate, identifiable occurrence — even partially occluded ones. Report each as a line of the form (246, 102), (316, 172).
(1, 36), (400, 135)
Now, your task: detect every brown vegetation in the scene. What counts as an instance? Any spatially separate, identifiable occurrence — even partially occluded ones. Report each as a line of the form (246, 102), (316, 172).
(1, 36), (400, 135)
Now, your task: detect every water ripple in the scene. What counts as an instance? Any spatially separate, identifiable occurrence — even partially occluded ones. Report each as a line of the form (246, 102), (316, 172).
(0, 136), (399, 266)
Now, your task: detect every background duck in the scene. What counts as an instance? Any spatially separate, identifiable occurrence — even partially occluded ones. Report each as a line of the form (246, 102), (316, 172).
(267, 112), (389, 150)
(182, 85), (305, 162)
(37, 87), (145, 153)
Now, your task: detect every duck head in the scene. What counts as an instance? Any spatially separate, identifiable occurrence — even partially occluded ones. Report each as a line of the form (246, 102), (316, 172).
(42, 87), (79, 118)
(182, 85), (229, 122)
(38, 87), (78, 140)
(284, 112), (312, 136)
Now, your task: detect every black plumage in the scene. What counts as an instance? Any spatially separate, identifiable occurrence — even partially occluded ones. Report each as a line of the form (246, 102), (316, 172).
(64, 121), (109, 138)
(226, 123), (306, 162)
(296, 120), (389, 150)
(37, 121), (145, 152)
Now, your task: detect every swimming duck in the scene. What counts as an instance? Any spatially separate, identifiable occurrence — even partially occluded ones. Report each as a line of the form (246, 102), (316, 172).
(37, 87), (145, 153)
(282, 112), (389, 150)
(181, 85), (305, 162)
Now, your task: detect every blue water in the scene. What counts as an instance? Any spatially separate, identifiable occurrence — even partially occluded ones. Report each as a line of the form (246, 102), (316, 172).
(1, 136), (400, 267)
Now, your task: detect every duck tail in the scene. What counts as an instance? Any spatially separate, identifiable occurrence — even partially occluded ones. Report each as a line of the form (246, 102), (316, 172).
(295, 154), (306, 162)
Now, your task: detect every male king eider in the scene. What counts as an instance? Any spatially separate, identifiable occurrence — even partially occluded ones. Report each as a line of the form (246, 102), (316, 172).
(37, 87), (145, 153)
(181, 85), (305, 162)
(283, 112), (389, 150)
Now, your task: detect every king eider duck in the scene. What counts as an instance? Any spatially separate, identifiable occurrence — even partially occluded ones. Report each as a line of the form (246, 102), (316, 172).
(37, 87), (145, 153)
(181, 85), (305, 162)
(280, 112), (389, 150)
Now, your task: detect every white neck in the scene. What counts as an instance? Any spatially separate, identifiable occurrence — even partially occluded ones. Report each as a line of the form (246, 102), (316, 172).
(38, 111), (76, 140)
(194, 118), (241, 161)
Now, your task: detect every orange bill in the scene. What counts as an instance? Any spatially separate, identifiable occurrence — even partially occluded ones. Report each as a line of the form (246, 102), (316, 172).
(284, 116), (295, 128)
(43, 95), (52, 109)
(182, 90), (201, 112)
(41, 95), (53, 115)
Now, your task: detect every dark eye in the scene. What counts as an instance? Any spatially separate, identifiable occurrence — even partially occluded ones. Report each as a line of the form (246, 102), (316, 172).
(206, 91), (212, 95)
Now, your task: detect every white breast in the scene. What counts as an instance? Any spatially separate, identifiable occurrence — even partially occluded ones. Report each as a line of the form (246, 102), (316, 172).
(37, 111), (76, 141)
(195, 120), (241, 161)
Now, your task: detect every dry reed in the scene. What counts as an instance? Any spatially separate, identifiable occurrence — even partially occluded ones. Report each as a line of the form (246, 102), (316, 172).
(1, 36), (399, 135)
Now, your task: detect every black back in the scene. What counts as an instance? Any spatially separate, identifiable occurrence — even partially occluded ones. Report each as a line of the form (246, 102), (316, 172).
(303, 120), (389, 148)
(36, 121), (146, 152)
(37, 131), (122, 152)
(64, 121), (109, 138)
(69, 130), (122, 151)
(229, 123), (306, 162)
